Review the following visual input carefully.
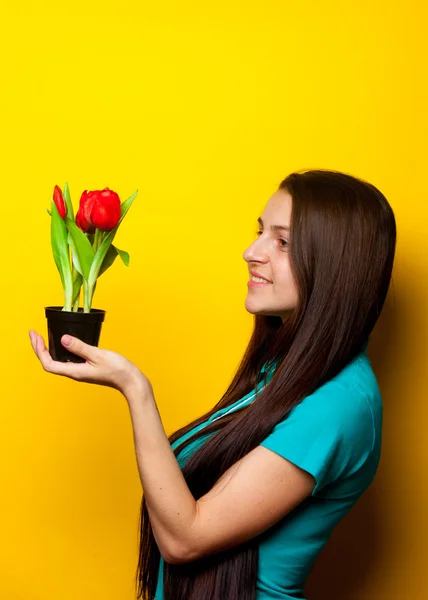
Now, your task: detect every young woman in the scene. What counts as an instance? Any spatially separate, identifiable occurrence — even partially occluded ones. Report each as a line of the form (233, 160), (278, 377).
(29, 169), (396, 600)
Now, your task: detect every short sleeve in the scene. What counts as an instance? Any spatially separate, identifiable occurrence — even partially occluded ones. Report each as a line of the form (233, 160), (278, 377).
(259, 382), (375, 495)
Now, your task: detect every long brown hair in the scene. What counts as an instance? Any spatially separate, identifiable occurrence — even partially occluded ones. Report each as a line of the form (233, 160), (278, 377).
(135, 169), (396, 599)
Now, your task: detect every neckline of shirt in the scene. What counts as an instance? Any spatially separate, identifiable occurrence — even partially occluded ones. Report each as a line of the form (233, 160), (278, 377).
(199, 339), (369, 427)
(209, 361), (277, 424)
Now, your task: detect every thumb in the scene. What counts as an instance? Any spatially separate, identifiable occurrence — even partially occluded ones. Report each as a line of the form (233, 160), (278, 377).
(61, 335), (94, 359)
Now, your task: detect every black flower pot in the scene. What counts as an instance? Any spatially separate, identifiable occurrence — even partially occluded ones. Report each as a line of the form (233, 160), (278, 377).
(45, 306), (106, 363)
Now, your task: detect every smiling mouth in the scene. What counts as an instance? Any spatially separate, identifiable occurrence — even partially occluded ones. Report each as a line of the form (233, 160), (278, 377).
(249, 274), (272, 283)
(248, 279), (273, 287)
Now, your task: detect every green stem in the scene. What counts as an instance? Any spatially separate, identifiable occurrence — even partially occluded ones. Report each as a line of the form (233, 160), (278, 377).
(71, 263), (77, 312)
(83, 229), (102, 312)
(72, 294), (80, 312)
(62, 246), (73, 311)
(70, 245), (84, 311)
(83, 280), (91, 313)
(94, 228), (102, 253)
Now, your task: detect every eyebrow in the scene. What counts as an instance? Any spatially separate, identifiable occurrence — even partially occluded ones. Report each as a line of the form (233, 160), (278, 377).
(257, 217), (290, 232)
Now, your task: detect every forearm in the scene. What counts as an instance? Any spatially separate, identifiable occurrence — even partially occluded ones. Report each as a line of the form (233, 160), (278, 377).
(123, 380), (198, 563)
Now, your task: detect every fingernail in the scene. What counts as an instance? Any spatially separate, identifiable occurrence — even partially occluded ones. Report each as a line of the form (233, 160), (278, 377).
(62, 335), (72, 346)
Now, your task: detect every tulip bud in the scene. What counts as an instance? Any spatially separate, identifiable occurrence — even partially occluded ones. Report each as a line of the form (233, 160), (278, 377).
(76, 190), (96, 234)
(75, 187), (121, 233)
(53, 185), (67, 219)
(90, 188), (121, 231)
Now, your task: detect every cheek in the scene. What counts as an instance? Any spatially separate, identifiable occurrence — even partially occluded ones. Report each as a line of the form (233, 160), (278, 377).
(275, 266), (298, 295)
(275, 263), (294, 285)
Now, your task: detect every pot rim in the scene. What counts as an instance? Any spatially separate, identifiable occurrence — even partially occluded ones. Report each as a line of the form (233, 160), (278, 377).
(45, 306), (106, 323)
(44, 306), (105, 313)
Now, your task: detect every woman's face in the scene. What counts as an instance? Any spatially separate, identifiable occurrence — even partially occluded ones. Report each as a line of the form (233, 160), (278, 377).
(242, 189), (299, 322)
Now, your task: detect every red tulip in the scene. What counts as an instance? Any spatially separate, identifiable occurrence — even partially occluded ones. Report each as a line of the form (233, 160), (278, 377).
(53, 185), (67, 219)
(76, 187), (121, 233)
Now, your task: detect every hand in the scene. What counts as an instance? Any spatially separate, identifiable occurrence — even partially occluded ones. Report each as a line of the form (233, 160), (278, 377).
(29, 330), (150, 396)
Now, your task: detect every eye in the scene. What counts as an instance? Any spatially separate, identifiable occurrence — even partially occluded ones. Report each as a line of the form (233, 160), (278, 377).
(255, 230), (288, 248)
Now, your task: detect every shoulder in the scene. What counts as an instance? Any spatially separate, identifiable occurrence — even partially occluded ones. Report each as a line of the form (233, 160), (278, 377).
(293, 353), (381, 429)
(260, 353), (381, 495)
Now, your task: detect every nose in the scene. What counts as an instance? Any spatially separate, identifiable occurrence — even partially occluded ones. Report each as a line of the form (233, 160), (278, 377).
(242, 235), (268, 264)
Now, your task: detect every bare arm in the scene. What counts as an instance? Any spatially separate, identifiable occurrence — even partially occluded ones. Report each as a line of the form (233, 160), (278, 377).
(125, 381), (315, 565)
(124, 380), (199, 564)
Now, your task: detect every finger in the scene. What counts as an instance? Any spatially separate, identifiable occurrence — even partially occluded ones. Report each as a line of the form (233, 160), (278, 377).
(29, 330), (45, 359)
(61, 335), (96, 362)
(30, 331), (87, 378)
(32, 331), (68, 373)
(29, 330), (36, 352)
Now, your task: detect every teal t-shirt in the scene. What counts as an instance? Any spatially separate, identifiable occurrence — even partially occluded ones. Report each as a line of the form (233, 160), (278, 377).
(154, 339), (382, 599)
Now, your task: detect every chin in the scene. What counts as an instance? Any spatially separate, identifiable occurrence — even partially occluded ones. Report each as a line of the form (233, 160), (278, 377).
(245, 304), (277, 318)
(245, 302), (294, 321)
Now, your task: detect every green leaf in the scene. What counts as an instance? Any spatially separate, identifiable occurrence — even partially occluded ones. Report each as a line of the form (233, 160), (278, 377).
(72, 270), (83, 305)
(69, 233), (83, 276)
(98, 245), (130, 278)
(47, 208), (52, 216)
(51, 200), (73, 310)
(116, 246), (130, 266)
(65, 217), (95, 282)
(63, 181), (75, 220)
(87, 190), (138, 288)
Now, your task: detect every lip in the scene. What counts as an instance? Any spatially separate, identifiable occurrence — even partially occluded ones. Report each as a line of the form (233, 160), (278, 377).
(248, 279), (273, 288)
(249, 270), (272, 283)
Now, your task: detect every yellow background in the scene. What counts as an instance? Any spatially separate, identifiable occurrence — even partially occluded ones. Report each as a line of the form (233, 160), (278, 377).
(1, 1), (426, 598)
